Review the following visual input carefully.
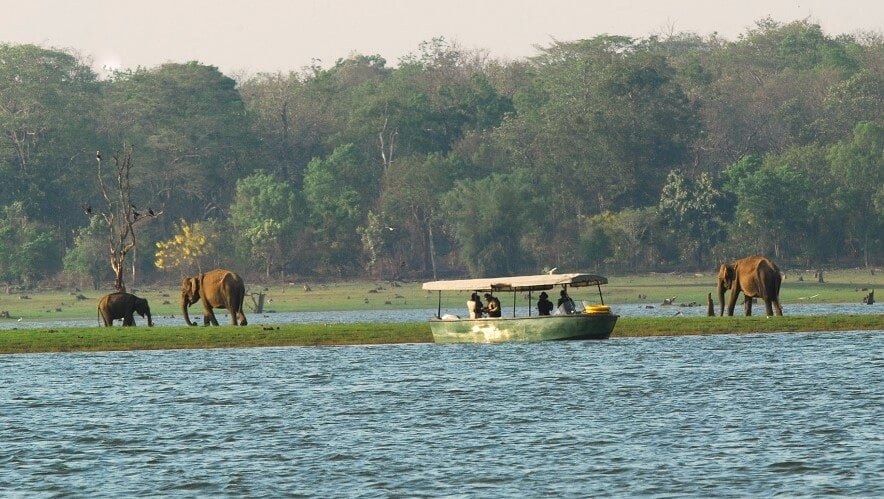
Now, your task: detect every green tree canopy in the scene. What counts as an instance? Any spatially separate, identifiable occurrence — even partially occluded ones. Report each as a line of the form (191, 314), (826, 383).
(0, 202), (60, 285)
(229, 171), (304, 276)
(441, 170), (540, 276)
(102, 61), (258, 224)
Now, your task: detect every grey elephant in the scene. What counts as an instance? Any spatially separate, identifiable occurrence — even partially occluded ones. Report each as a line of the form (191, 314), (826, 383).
(181, 269), (248, 326)
(98, 292), (153, 327)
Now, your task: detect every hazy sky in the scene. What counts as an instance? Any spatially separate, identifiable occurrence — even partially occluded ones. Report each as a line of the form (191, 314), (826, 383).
(2, 0), (882, 76)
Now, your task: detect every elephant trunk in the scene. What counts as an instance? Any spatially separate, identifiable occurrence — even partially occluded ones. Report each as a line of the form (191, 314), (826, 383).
(182, 297), (194, 326)
(146, 310), (154, 327)
(717, 281), (727, 316)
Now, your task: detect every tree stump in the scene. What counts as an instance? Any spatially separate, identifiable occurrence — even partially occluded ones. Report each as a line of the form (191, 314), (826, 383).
(248, 292), (266, 313)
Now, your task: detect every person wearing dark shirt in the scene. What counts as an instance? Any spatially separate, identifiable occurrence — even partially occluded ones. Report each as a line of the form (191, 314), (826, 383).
(483, 293), (502, 318)
(537, 291), (554, 316)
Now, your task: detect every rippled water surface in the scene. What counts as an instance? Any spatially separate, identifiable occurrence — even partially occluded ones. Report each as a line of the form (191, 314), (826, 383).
(1, 331), (882, 496)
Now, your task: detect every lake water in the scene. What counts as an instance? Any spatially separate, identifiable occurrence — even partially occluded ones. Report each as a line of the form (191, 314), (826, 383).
(1, 302), (880, 329)
(1, 331), (882, 496)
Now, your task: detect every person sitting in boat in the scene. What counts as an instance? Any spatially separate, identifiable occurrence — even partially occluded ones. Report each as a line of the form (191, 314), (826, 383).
(467, 292), (483, 319)
(537, 291), (554, 316)
(558, 289), (577, 314)
(483, 293), (502, 318)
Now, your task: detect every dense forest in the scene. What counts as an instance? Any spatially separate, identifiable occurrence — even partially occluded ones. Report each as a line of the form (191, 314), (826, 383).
(0, 19), (881, 288)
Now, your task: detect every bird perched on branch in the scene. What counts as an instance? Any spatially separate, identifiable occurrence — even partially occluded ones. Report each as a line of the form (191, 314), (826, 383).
(82, 204), (92, 215)
(96, 150), (101, 161)
(147, 208), (155, 216)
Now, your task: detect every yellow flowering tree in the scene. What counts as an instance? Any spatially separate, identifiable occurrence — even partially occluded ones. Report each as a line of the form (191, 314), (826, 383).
(155, 220), (212, 274)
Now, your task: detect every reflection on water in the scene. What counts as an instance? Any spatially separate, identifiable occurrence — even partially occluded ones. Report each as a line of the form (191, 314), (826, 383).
(0, 302), (880, 329)
(0, 331), (881, 495)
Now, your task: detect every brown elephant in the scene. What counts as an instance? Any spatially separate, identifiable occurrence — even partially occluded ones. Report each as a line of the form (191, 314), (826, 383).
(181, 269), (248, 326)
(98, 292), (153, 327)
(717, 256), (783, 317)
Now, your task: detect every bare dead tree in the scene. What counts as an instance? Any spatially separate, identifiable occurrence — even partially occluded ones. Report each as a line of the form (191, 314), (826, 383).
(378, 109), (398, 172)
(89, 146), (162, 292)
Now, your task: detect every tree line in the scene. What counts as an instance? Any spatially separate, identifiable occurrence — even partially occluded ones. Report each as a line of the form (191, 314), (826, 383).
(0, 18), (881, 288)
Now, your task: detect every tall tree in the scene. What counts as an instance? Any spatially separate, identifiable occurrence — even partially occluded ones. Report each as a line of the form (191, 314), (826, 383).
(0, 201), (60, 286)
(723, 157), (811, 259)
(441, 170), (540, 276)
(63, 217), (110, 289)
(229, 171), (304, 277)
(101, 62), (257, 224)
(303, 144), (371, 273)
(379, 153), (465, 277)
(88, 148), (161, 291)
(0, 44), (100, 233)
(828, 122), (884, 266)
(658, 170), (725, 267)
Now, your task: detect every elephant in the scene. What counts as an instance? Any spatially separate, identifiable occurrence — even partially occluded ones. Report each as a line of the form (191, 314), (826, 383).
(717, 255), (783, 317)
(181, 269), (248, 326)
(98, 292), (153, 327)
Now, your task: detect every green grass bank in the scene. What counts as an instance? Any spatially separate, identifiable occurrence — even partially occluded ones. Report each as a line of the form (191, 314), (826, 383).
(1, 315), (880, 354)
(1, 268), (880, 322)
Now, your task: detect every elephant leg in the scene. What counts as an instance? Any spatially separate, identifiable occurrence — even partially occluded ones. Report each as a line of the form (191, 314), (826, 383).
(744, 296), (753, 316)
(773, 300), (783, 316)
(236, 293), (248, 326)
(123, 314), (135, 326)
(101, 313), (112, 327)
(764, 298), (774, 317)
(727, 290), (739, 316)
(224, 299), (238, 325)
(204, 307), (220, 326)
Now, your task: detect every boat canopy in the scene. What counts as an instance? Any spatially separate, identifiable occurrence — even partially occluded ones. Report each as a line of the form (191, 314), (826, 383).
(422, 273), (608, 292)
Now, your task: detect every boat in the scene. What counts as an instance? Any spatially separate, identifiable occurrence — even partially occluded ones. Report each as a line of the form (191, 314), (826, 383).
(422, 273), (618, 343)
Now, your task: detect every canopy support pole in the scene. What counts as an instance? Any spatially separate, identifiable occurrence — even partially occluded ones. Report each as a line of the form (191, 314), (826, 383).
(528, 290), (532, 317)
(597, 283), (604, 305)
(437, 291), (441, 319)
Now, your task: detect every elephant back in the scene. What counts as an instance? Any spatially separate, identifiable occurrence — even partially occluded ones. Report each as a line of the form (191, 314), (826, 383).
(99, 291), (132, 307)
(200, 269), (246, 307)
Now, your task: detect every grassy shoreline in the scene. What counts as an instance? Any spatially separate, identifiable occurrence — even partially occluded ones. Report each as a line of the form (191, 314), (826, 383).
(0, 268), (880, 322)
(1, 315), (880, 354)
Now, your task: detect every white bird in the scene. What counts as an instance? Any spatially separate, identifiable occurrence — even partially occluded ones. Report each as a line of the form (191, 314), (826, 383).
(548, 267), (558, 275)
(17, 317), (22, 322)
